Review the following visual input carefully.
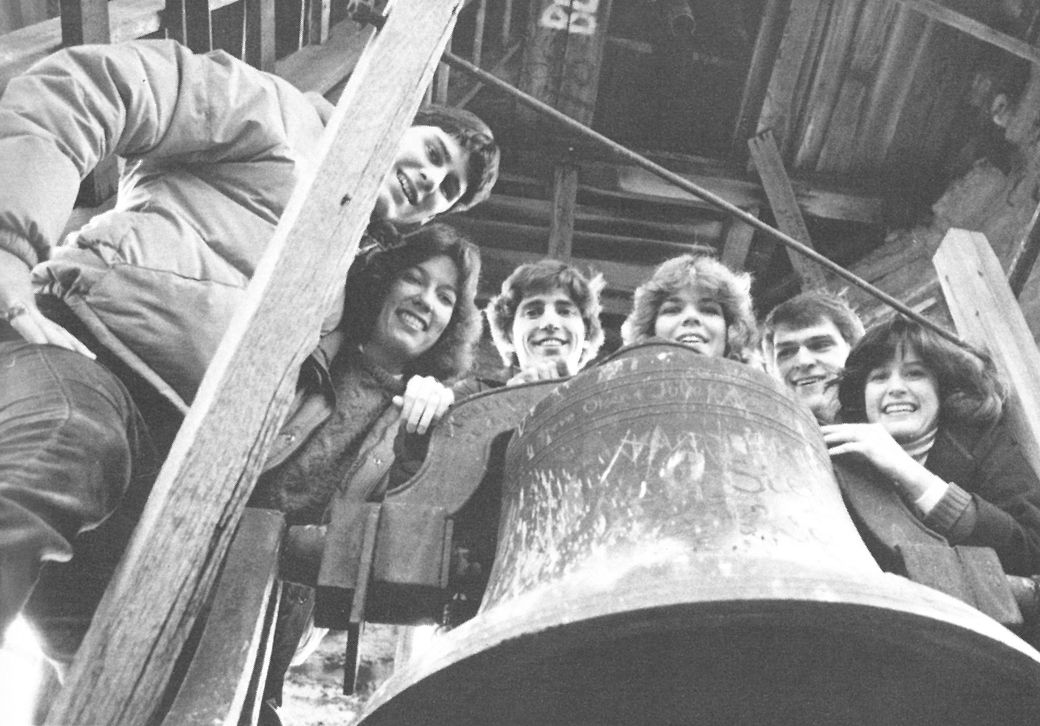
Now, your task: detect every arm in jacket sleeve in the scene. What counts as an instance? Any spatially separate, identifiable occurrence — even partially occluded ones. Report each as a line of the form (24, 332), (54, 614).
(924, 417), (1040, 576)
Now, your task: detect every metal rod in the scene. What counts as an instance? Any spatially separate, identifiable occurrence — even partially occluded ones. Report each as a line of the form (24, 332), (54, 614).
(441, 51), (967, 348)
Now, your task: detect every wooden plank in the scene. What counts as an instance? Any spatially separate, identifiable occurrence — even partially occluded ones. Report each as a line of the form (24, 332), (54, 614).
(932, 228), (1040, 478)
(600, 161), (883, 224)
(898, 543), (976, 604)
(815, 1), (904, 173)
(549, 162), (578, 259)
(0, 0), (162, 92)
(891, 0), (1040, 65)
(519, 0), (614, 125)
(43, 2), (463, 723)
(275, 16), (372, 93)
(748, 129), (828, 289)
(165, 0), (213, 53)
(471, 0), (486, 67)
(756, 0), (825, 155)
(307, 0), (330, 45)
(732, 0), (788, 153)
(956, 546), (1024, 628)
(161, 509), (285, 726)
(790, 0), (861, 169)
(720, 206), (759, 271)
(59, 0), (119, 208)
(60, 0), (111, 44)
(244, 0), (275, 72)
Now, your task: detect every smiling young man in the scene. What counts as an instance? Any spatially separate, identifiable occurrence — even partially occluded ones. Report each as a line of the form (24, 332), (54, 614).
(762, 290), (865, 424)
(485, 259), (605, 385)
(0, 39), (499, 682)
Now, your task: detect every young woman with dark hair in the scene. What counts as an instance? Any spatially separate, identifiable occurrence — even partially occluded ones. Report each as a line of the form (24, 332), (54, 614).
(826, 316), (1040, 576)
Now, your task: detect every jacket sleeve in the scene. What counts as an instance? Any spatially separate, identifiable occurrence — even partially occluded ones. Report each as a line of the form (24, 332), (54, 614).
(929, 417), (1040, 576)
(0, 39), (302, 268)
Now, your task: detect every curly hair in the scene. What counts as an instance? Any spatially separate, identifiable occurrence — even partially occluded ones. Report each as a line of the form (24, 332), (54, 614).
(837, 316), (1005, 427)
(485, 259), (605, 367)
(413, 105), (500, 214)
(341, 223), (482, 382)
(762, 289), (864, 348)
(621, 254), (757, 363)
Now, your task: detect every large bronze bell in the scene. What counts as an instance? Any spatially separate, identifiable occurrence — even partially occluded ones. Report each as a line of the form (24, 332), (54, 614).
(360, 342), (1040, 725)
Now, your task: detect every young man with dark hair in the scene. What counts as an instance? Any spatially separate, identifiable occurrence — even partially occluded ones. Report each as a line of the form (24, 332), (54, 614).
(0, 39), (500, 669)
(485, 259), (605, 385)
(762, 289), (864, 424)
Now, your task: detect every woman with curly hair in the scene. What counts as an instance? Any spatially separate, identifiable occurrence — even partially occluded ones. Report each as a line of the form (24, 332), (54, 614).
(825, 315), (1040, 576)
(620, 254), (758, 363)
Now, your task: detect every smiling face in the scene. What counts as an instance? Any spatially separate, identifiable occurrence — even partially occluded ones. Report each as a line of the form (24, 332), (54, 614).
(365, 255), (459, 373)
(374, 126), (471, 226)
(771, 319), (852, 422)
(510, 288), (587, 371)
(863, 346), (940, 443)
(652, 287), (727, 358)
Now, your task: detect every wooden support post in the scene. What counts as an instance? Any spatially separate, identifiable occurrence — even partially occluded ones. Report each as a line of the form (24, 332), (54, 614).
(549, 160), (578, 260)
(755, 0), (824, 156)
(165, 0), (212, 53)
(891, 0), (1040, 65)
(434, 36), (451, 104)
(933, 228), (1040, 478)
(43, 2), (464, 723)
(720, 206), (759, 271)
(748, 129), (828, 289)
(471, 0), (486, 67)
(244, 0), (276, 71)
(308, 0), (331, 45)
(60, 0), (118, 208)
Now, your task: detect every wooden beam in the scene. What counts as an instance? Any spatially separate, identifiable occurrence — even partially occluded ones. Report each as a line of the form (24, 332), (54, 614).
(165, 0), (213, 53)
(160, 509), (285, 726)
(748, 129), (828, 289)
(720, 206), (759, 272)
(307, 0), (330, 45)
(585, 160), (883, 224)
(756, 0), (825, 156)
(60, 0), (110, 44)
(244, 0), (276, 72)
(933, 229), (1040, 478)
(891, 0), (1040, 65)
(43, 2), (463, 723)
(549, 161), (578, 259)
(477, 247), (645, 315)
(275, 16), (372, 93)
(519, 0), (614, 123)
(59, 0), (119, 208)
(732, 0), (786, 153)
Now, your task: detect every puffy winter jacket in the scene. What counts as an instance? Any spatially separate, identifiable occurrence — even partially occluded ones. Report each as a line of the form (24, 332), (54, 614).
(0, 39), (340, 410)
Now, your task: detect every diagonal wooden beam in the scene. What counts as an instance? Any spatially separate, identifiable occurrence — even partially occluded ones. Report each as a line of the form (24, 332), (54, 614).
(748, 129), (828, 289)
(755, 0), (825, 157)
(891, 0), (1040, 65)
(43, 1), (463, 723)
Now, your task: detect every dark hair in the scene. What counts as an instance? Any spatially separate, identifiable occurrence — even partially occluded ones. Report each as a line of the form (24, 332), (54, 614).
(621, 254), (758, 363)
(838, 316), (1004, 427)
(413, 105), (500, 214)
(485, 259), (605, 367)
(762, 289), (865, 348)
(342, 223), (482, 381)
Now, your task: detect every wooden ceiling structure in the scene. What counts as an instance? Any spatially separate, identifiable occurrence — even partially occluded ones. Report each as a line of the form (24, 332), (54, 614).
(3, 0), (1039, 333)
(3, 2), (1040, 722)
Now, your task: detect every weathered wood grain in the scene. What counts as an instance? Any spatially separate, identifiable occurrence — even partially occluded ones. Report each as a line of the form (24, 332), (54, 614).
(43, 1), (463, 723)
(933, 228), (1040, 478)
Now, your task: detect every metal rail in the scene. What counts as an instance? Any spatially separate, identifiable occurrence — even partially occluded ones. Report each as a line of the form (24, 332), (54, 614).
(439, 50), (966, 348)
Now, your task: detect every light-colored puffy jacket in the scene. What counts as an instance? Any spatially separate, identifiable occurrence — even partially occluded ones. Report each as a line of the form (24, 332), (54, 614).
(0, 39), (340, 410)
